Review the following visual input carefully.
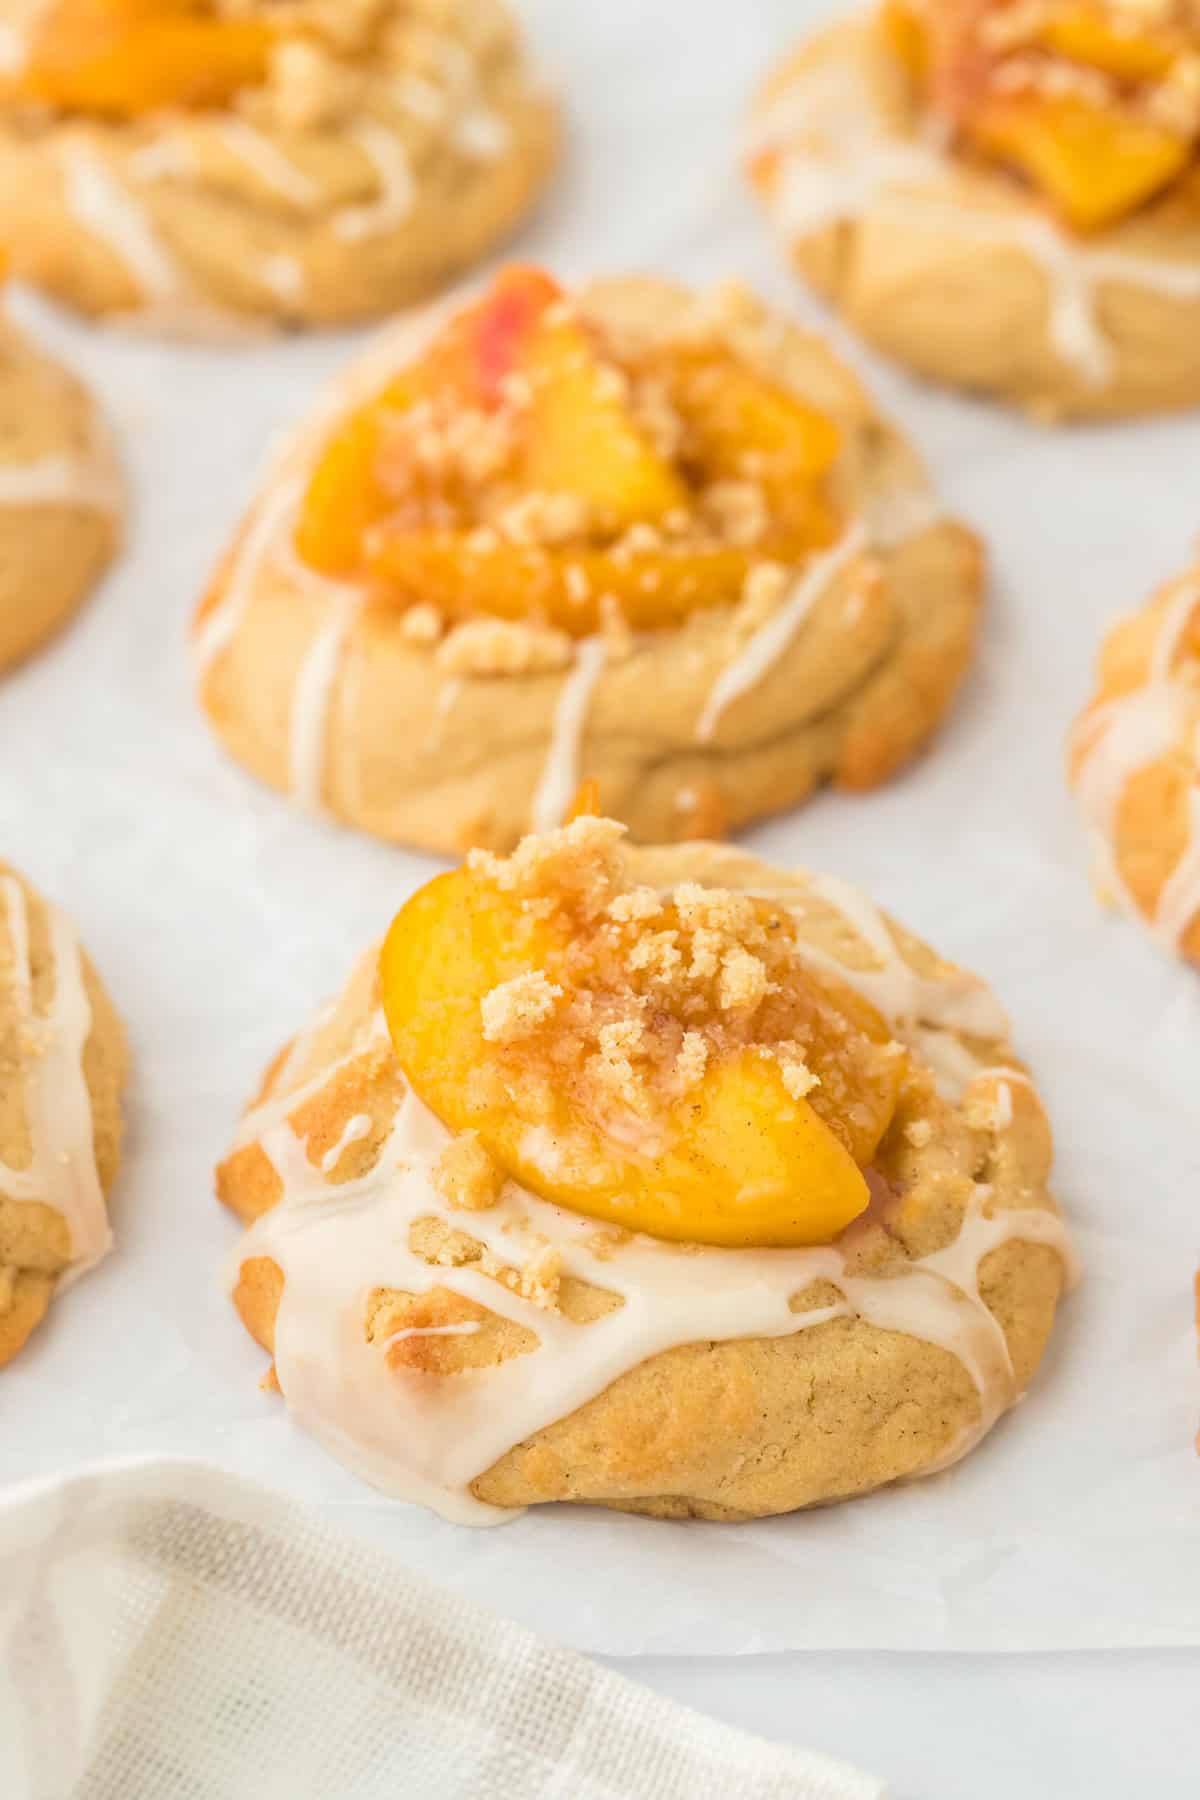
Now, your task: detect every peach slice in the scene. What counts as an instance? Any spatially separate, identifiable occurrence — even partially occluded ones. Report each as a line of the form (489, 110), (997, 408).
(519, 311), (689, 530)
(426, 265), (563, 412)
(1039, 6), (1178, 83)
(21, 0), (272, 117)
(968, 93), (1189, 230)
(380, 866), (893, 1248)
(295, 270), (560, 575)
(880, 0), (930, 85)
(665, 346), (841, 527)
(365, 532), (766, 633)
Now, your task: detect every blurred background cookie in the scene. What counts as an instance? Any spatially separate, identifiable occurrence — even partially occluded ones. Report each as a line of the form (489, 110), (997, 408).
(0, 277), (122, 672)
(0, 863), (127, 1366)
(747, 3), (1200, 419)
(0, 0), (559, 333)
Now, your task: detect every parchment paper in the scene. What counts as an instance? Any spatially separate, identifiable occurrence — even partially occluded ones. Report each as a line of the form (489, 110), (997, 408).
(2, 0), (1198, 1657)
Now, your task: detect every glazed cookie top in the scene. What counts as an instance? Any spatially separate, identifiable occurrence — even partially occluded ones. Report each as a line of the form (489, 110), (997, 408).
(222, 816), (1074, 1523)
(1069, 564), (1200, 960)
(884, 0), (1200, 232)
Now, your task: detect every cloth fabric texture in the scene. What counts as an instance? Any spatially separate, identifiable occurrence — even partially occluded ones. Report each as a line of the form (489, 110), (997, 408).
(0, 1459), (883, 1799)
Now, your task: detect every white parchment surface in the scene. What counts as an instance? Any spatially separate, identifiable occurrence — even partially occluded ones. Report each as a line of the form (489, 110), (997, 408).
(1, 0), (1198, 1657)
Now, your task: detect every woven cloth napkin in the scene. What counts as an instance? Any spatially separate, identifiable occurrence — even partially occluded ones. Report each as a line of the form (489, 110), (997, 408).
(0, 1459), (882, 1799)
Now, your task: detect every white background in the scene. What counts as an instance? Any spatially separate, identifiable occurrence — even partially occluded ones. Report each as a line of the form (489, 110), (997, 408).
(2, 0), (1199, 1791)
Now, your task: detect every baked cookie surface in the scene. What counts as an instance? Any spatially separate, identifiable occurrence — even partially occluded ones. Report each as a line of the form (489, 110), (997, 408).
(747, 5), (1200, 420)
(0, 863), (127, 1366)
(218, 818), (1073, 1524)
(1069, 563), (1200, 961)
(0, 0), (558, 333)
(0, 308), (122, 672)
(193, 268), (983, 853)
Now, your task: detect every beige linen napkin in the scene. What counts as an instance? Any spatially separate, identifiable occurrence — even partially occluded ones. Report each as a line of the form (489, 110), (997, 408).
(0, 1459), (882, 1799)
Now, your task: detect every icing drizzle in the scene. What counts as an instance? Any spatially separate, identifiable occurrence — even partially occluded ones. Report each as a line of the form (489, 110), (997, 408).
(752, 49), (1200, 388)
(1071, 576), (1200, 954)
(0, 875), (111, 1288)
(229, 874), (1075, 1526)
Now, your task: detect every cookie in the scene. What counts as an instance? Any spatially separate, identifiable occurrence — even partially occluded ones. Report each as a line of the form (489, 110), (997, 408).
(0, 864), (128, 1367)
(1069, 562), (1200, 961)
(218, 818), (1073, 1524)
(0, 306), (122, 672)
(747, 6), (1200, 420)
(193, 268), (983, 853)
(0, 0), (558, 333)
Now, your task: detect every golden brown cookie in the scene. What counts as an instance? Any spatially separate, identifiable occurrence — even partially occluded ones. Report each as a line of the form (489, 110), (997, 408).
(0, 0), (558, 333)
(192, 268), (983, 853)
(1069, 562), (1200, 961)
(747, 7), (1200, 420)
(0, 863), (128, 1367)
(218, 819), (1072, 1524)
(0, 308), (122, 672)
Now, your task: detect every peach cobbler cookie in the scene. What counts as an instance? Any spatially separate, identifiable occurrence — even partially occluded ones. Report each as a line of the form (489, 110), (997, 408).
(0, 0), (557, 332)
(192, 267), (982, 852)
(748, 2), (1200, 418)
(218, 816), (1073, 1523)
(0, 863), (127, 1366)
(1069, 562), (1200, 960)
(0, 272), (122, 672)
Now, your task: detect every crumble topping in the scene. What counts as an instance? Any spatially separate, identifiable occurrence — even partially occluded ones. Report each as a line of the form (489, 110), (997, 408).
(431, 1129), (503, 1210)
(434, 617), (573, 675)
(466, 817), (903, 1164)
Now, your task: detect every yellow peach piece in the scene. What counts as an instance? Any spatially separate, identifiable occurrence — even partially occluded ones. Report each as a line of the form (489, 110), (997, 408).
(22, 1), (272, 117)
(968, 94), (1189, 231)
(366, 530), (763, 634)
(880, 0), (930, 86)
(380, 867), (882, 1248)
(520, 314), (689, 529)
(1039, 6), (1178, 83)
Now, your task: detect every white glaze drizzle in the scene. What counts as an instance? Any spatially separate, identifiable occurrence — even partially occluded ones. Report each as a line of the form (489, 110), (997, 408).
(334, 122), (416, 242)
(321, 1112), (373, 1173)
(1071, 577), (1200, 953)
(0, 876), (110, 1287)
(213, 120), (319, 209)
(287, 597), (357, 814)
(529, 637), (607, 831)
(192, 474), (307, 677)
(56, 138), (263, 338)
(229, 866), (1075, 1525)
(696, 522), (867, 740)
(0, 445), (120, 513)
(754, 52), (1200, 387)
(58, 139), (183, 303)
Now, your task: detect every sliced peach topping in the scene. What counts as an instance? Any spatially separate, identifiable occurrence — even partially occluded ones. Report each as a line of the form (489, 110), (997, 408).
(967, 93), (1189, 231)
(518, 309), (689, 530)
(16, 0), (272, 118)
(293, 265), (843, 632)
(1039, 5), (1179, 84)
(381, 820), (903, 1248)
(897, 0), (1200, 231)
(364, 536), (774, 635)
